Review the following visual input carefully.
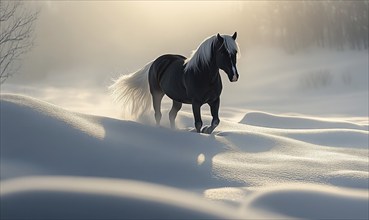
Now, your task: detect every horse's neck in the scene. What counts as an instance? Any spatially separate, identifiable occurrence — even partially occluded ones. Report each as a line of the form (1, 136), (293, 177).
(190, 55), (220, 84)
(204, 58), (220, 83)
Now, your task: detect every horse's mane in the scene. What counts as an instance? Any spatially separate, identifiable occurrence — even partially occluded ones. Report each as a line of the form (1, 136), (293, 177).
(184, 34), (239, 72)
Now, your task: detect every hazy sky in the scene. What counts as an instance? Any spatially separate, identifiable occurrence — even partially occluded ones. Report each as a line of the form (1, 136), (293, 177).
(7, 1), (251, 87)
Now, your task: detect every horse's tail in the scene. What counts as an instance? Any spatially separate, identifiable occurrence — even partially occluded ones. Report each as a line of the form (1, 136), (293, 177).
(109, 61), (153, 119)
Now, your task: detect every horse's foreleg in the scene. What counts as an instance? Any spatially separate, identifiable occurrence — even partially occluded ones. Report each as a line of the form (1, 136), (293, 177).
(202, 98), (220, 134)
(192, 102), (203, 133)
(169, 100), (182, 129)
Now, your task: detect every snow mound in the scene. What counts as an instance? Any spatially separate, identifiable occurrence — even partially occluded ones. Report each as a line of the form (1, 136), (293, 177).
(240, 111), (367, 130)
(1, 176), (253, 219)
(216, 131), (283, 153)
(281, 129), (368, 149)
(249, 184), (368, 219)
(0, 94), (227, 188)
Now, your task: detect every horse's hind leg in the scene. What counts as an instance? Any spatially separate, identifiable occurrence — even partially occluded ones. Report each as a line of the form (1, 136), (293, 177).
(169, 100), (182, 129)
(152, 92), (164, 126)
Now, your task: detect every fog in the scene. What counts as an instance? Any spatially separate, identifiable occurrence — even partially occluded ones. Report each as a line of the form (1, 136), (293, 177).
(5, 1), (246, 87)
(2, 1), (368, 118)
(4, 1), (367, 87)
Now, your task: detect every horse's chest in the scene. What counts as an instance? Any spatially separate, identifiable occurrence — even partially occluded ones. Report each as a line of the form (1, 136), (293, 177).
(185, 73), (222, 104)
(205, 86), (222, 101)
(192, 85), (222, 104)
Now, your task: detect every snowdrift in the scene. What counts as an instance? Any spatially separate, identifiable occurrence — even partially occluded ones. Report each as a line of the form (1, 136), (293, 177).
(1, 94), (368, 219)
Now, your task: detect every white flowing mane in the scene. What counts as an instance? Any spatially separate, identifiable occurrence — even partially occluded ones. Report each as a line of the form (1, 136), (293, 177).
(184, 34), (239, 72)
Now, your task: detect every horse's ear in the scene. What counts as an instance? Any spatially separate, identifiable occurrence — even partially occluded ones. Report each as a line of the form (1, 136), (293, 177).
(217, 33), (224, 43)
(232, 32), (237, 40)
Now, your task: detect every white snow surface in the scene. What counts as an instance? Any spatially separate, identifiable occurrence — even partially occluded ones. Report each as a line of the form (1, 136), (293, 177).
(1, 93), (368, 219)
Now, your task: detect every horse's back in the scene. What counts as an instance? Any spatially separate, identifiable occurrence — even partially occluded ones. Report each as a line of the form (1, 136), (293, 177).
(149, 54), (191, 103)
(152, 54), (185, 71)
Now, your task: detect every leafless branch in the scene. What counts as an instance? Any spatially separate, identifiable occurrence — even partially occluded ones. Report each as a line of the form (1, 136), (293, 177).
(0, 1), (39, 84)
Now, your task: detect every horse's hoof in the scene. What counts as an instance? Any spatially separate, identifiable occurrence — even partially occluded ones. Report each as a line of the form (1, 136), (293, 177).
(201, 126), (212, 134)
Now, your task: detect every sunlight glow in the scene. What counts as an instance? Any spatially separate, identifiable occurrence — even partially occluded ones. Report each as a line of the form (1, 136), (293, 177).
(197, 153), (205, 165)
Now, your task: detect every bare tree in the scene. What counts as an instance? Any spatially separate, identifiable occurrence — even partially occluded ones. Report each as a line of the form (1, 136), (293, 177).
(0, 1), (39, 84)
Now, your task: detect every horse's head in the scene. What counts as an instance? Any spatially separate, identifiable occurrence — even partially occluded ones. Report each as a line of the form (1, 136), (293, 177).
(215, 32), (239, 82)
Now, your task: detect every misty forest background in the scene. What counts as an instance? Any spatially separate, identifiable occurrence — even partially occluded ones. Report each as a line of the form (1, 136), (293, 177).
(240, 1), (368, 52)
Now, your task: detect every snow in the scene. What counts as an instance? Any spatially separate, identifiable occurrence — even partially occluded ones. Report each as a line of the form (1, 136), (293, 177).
(240, 111), (367, 130)
(248, 184), (368, 219)
(1, 92), (368, 219)
(1, 49), (368, 219)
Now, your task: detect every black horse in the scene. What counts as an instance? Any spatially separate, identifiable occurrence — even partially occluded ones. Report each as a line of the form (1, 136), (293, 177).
(110, 32), (240, 134)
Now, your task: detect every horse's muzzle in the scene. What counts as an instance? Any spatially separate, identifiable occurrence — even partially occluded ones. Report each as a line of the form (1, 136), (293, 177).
(231, 74), (238, 82)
